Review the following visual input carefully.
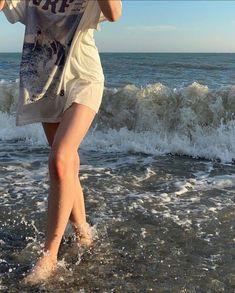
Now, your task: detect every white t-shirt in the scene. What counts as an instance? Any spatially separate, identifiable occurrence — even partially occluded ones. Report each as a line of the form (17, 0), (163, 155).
(3, 0), (106, 126)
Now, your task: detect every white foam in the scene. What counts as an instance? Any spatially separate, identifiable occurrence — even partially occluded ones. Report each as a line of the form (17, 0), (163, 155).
(1, 81), (235, 162)
(0, 111), (47, 144)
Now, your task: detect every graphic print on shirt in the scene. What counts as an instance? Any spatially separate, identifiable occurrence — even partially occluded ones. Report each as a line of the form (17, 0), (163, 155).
(20, 0), (88, 103)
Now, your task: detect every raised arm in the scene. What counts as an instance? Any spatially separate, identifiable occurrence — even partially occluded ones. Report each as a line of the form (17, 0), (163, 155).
(0, 0), (6, 11)
(97, 0), (122, 22)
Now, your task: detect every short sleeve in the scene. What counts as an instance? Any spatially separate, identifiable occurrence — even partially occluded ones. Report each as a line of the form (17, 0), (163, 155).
(98, 11), (107, 24)
(2, 0), (27, 25)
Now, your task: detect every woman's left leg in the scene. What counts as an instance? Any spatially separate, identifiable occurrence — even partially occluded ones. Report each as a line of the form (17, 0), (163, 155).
(41, 122), (92, 245)
(24, 103), (96, 284)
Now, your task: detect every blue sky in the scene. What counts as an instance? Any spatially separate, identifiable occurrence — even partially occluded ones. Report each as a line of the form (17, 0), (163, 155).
(1, 1), (235, 52)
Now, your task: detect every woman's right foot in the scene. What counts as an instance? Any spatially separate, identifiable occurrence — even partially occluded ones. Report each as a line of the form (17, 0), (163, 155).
(23, 252), (57, 285)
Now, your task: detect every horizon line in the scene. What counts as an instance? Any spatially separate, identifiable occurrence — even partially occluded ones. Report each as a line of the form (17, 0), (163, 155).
(1, 51), (235, 54)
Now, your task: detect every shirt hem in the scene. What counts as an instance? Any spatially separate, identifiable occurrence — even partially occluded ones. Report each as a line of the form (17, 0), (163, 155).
(16, 117), (62, 127)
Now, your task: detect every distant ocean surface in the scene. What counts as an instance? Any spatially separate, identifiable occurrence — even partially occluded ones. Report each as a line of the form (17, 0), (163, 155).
(1, 53), (235, 292)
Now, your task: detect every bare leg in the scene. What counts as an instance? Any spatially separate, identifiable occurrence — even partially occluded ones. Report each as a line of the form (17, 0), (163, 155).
(69, 172), (93, 246)
(23, 103), (96, 285)
(41, 122), (92, 245)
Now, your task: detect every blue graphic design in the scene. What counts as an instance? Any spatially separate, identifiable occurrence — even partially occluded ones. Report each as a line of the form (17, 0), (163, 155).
(20, 0), (88, 102)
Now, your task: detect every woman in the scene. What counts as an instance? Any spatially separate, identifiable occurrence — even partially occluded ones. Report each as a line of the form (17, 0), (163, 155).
(1, 0), (122, 285)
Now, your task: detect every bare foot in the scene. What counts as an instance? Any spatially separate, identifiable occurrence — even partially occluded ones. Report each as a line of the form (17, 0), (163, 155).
(73, 222), (93, 247)
(23, 252), (57, 285)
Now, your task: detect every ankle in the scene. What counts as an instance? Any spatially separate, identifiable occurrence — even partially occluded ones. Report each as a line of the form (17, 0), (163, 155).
(42, 249), (57, 263)
(72, 221), (89, 232)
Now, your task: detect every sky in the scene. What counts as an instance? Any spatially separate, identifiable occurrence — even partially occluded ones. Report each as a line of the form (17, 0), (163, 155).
(1, 1), (235, 53)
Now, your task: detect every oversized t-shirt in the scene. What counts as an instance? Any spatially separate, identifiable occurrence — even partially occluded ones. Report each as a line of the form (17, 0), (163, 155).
(3, 0), (106, 126)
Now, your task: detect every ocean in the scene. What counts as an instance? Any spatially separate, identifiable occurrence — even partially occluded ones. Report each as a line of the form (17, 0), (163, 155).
(0, 52), (235, 292)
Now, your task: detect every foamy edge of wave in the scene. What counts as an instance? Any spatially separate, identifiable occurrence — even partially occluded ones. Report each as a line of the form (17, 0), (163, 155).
(0, 81), (235, 163)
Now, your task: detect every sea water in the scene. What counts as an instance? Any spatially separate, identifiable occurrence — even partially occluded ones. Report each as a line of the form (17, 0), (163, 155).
(0, 53), (235, 292)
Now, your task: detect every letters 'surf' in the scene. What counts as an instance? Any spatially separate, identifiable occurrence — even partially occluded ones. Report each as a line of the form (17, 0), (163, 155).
(31, 0), (75, 14)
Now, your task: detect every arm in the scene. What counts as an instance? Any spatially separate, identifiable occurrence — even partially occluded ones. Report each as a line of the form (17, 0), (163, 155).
(97, 0), (122, 22)
(1, 0), (27, 24)
(0, 0), (6, 11)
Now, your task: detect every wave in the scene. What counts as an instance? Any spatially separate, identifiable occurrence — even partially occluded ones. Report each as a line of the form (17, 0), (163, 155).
(0, 79), (235, 163)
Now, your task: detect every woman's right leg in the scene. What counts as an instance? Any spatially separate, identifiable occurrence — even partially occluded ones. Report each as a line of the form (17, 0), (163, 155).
(42, 102), (96, 258)
(24, 105), (96, 285)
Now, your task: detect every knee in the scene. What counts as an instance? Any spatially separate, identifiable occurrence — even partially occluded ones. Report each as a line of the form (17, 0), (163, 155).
(49, 149), (80, 180)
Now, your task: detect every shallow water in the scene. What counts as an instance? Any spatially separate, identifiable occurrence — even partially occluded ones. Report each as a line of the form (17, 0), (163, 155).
(1, 52), (235, 292)
(0, 141), (235, 292)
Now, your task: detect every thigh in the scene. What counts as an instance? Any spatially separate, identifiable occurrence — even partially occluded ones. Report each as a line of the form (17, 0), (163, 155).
(42, 122), (60, 147)
(51, 103), (96, 154)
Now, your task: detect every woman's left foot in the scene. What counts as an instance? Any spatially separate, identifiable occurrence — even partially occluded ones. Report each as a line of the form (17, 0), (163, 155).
(73, 222), (93, 247)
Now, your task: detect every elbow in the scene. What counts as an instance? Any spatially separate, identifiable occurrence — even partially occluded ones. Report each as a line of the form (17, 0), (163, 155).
(0, 0), (6, 11)
(107, 9), (122, 22)
(109, 14), (121, 22)
(98, 0), (122, 22)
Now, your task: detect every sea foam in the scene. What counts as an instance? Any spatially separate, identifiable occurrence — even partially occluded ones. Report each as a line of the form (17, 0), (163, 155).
(0, 79), (235, 163)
